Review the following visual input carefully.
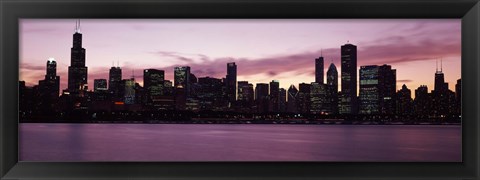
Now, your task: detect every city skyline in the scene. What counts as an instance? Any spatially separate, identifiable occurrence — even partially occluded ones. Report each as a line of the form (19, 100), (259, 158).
(20, 19), (461, 99)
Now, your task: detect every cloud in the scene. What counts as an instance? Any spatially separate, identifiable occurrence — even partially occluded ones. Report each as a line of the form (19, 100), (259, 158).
(146, 32), (459, 82)
(20, 62), (45, 71)
(267, 71), (277, 77)
(397, 79), (413, 83)
(20, 20), (460, 91)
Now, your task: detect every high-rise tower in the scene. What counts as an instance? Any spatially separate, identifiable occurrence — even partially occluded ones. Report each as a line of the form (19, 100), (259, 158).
(38, 58), (60, 112)
(315, 52), (324, 84)
(326, 62), (338, 114)
(339, 43), (358, 114)
(226, 62), (237, 105)
(67, 20), (88, 94)
(109, 65), (122, 98)
(434, 59), (448, 93)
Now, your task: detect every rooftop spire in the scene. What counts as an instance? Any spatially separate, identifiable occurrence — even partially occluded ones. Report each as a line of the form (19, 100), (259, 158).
(74, 19), (81, 33)
(440, 58), (443, 72)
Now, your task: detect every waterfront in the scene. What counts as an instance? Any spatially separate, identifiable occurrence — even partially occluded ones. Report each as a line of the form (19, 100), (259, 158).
(19, 123), (461, 162)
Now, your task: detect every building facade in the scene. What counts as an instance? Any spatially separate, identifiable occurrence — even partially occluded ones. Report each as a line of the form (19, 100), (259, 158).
(339, 43), (358, 114)
(67, 21), (88, 94)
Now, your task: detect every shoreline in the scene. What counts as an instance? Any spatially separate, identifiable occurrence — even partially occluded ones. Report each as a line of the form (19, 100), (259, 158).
(19, 121), (461, 125)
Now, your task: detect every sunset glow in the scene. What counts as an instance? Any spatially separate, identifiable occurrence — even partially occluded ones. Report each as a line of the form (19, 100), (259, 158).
(20, 19), (461, 98)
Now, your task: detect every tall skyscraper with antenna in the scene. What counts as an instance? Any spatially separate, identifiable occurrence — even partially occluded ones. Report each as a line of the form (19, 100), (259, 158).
(315, 50), (324, 84)
(434, 59), (447, 92)
(67, 20), (88, 94)
(109, 62), (122, 100)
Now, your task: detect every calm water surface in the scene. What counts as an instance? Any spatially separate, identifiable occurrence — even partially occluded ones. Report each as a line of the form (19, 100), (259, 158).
(19, 124), (461, 161)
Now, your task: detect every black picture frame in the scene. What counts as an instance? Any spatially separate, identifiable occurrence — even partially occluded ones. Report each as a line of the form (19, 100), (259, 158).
(1, 0), (479, 179)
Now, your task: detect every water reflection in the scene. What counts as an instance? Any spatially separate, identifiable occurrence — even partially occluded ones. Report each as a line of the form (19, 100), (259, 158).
(19, 124), (461, 162)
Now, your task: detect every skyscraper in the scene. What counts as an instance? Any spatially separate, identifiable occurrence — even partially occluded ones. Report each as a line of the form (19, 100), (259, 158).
(237, 81), (254, 112)
(287, 85), (299, 113)
(109, 66), (122, 99)
(359, 65), (379, 114)
(378, 64), (396, 114)
(269, 80), (280, 112)
(226, 62), (237, 105)
(396, 84), (412, 115)
(67, 20), (87, 94)
(297, 83), (311, 114)
(38, 59), (60, 112)
(143, 69), (165, 107)
(432, 61), (452, 117)
(94, 79), (107, 92)
(92, 79), (109, 102)
(358, 65), (396, 114)
(197, 77), (226, 111)
(434, 60), (448, 93)
(310, 82), (328, 114)
(315, 56), (324, 84)
(279, 88), (287, 112)
(339, 43), (357, 114)
(455, 79), (461, 114)
(326, 63), (338, 114)
(124, 78), (136, 105)
(174, 66), (191, 110)
(238, 81), (254, 102)
(414, 85), (431, 116)
(174, 66), (191, 96)
(255, 83), (269, 113)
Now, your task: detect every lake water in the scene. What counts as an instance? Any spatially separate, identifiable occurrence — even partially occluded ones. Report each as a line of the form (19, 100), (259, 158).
(19, 123), (461, 162)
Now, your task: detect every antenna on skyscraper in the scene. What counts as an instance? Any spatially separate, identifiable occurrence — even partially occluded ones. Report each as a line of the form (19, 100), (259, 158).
(320, 48), (323, 57)
(74, 19), (81, 33)
(441, 57), (443, 72)
(436, 59), (438, 72)
(117, 61), (119, 67)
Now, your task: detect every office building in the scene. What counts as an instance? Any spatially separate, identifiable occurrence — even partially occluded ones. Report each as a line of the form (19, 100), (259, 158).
(287, 85), (299, 113)
(298, 83), (311, 114)
(109, 66), (122, 99)
(255, 83), (269, 113)
(38, 59), (61, 112)
(358, 65), (396, 114)
(414, 85), (430, 116)
(396, 84), (412, 115)
(67, 20), (88, 94)
(143, 69), (165, 107)
(359, 65), (380, 114)
(226, 62), (237, 105)
(326, 63), (338, 114)
(269, 80), (280, 112)
(315, 55), (324, 84)
(310, 82), (328, 114)
(237, 81), (254, 112)
(94, 79), (107, 92)
(339, 43), (358, 114)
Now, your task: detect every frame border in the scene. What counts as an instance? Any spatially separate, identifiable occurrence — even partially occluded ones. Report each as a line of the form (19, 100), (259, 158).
(1, 0), (479, 179)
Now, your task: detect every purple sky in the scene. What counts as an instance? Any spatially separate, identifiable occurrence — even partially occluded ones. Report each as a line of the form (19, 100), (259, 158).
(20, 19), (461, 98)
